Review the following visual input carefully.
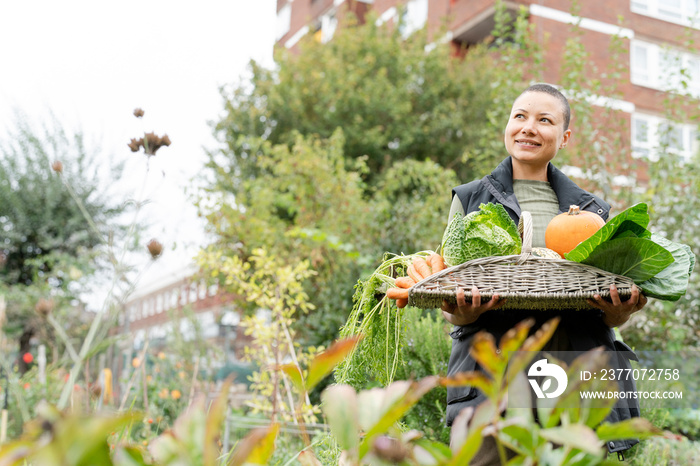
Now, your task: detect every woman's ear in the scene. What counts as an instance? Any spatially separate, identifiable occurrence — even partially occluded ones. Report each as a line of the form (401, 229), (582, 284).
(559, 129), (572, 149)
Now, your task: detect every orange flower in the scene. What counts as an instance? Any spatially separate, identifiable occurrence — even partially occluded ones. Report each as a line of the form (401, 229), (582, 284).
(171, 389), (182, 400)
(157, 352), (166, 360)
(132, 357), (141, 368)
(158, 388), (169, 399)
(23, 383), (30, 390)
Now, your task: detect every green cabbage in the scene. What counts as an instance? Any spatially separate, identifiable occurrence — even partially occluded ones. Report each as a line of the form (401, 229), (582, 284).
(440, 203), (521, 267)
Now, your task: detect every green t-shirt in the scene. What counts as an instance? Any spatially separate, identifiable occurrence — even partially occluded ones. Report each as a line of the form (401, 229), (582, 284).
(512, 179), (559, 248)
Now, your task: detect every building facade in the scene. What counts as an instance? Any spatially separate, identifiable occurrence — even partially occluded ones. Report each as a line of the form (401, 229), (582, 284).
(110, 264), (254, 394)
(276, 0), (700, 163)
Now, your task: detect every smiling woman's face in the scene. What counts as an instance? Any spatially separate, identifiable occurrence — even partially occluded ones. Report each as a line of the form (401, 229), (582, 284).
(504, 91), (571, 173)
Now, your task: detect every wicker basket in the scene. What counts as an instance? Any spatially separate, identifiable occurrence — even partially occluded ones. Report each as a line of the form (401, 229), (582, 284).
(408, 211), (635, 311)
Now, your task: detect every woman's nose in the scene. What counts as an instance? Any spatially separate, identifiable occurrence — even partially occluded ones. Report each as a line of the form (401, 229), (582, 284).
(521, 119), (536, 135)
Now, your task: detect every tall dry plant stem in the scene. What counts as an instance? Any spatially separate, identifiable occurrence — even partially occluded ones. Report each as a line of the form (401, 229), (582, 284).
(56, 165), (151, 410)
(119, 340), (150, 411)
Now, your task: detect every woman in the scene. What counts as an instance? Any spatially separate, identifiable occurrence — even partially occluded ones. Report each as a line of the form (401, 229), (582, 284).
(442, 83), (646, 463)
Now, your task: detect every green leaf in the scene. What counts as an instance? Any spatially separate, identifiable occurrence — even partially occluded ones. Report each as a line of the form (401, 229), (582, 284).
(321, 385), (360, 453)
(579, 237), (674, 282)
(358, 377), (440, 459)
(500, 424), (536, 455)
(307, 336), (362, 391)
(540, 424), (601, 455)
(566, 203), (650, 262)
(279, 363), (304, 394)
(595, 418), (661, 442)
(204, 379), (232, 466)
(441, 212), (466, 267)
(228, 423), (280, 466)
(638, 233), (696, 300)
(448, 425), (484, 465)
(469, 332), (506, 378)
(440, 372), (495, 399)
(112, 446), (150, 466)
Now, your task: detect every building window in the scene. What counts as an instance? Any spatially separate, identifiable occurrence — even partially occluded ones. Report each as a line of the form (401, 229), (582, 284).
(631, 40), (700, 97)
(321, 11), (338, 43)
(632, 113), (697, 162)
(199, 280), (207, 300)
(181, 285), (188, 305)
(631, 0), (700, 27)
(171, 289), (179, 308)
(156, 294), (163, 313)
(276, 3), (292, 41)
(188, 283), (197, 303)
(399, 0), (429, 38)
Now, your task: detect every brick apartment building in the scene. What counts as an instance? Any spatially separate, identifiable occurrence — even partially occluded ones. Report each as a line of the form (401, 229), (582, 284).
(276, 0), (700, 163)
(110, 264), (255, 387)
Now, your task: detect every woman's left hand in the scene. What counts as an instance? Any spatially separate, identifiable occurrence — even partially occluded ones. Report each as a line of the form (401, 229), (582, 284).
(587, 284), (647, 328)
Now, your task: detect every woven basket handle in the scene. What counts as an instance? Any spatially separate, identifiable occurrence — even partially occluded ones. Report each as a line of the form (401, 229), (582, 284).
(518, 211), (533, 262)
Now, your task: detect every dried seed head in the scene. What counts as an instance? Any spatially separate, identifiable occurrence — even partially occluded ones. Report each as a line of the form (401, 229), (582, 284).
(133, 108), (145, 118)
(35, 298), (54, 316)
(128, 138), (143, 152)
(51, 160), (63, 173)
(147, 239), (163, 259)
(142, 132), (171, 155)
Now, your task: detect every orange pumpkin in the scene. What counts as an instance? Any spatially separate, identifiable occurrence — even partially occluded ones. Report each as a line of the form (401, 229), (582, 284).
(545, 205), (605, 257)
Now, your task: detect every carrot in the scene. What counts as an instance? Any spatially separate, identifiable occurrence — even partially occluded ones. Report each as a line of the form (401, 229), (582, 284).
(396, 298), (408, 309)
(386, 287), (409, 300)
(407, 264), (422, 283)
(428, 253), (446, 273)
(395, 276), (416, 289)
(412, 257), (432, 280)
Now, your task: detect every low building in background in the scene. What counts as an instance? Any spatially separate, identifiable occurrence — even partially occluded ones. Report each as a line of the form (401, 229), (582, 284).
(108, 263), (257, 400)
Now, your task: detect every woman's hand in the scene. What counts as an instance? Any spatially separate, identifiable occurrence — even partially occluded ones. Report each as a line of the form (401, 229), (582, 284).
(442, 286), (506, 326)
(587, 285), (647, 328)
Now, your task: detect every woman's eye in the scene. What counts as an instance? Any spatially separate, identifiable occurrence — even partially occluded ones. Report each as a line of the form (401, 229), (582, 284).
(515, 114), (525, 119)
(541, 117), (551, 123)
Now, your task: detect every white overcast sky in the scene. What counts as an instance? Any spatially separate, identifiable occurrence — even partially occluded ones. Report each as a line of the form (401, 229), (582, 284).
(0, 1), (277, 302)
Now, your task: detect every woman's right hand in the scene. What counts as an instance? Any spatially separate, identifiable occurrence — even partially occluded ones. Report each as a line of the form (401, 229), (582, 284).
(441, 286), (506, 326)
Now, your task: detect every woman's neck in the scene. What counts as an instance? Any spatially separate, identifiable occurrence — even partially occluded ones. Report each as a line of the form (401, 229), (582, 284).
(512, 161), (549, 181)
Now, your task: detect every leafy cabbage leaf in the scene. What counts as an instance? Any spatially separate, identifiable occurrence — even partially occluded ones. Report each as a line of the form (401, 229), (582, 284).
(566, 203), (651, 262)
(440, 203), (521, 267)
(638, 234), (697, 301)
(578, 237), (674, 282)
(441, 212), (467, 267)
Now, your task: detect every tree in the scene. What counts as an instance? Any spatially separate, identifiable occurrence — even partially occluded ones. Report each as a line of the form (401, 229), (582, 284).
(215, 12), (514, 186)
(0, 114), (128, 372)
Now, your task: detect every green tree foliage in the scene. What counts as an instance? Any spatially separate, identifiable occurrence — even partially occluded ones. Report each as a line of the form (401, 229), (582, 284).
(215, 13), (513, 185)
(0, 114), (128, 372)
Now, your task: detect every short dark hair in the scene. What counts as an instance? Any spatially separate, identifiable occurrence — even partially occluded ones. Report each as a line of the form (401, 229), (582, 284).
(519, 83), (571, 130)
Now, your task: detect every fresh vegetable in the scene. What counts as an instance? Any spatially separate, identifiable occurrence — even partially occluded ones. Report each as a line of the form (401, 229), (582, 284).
(335, 251), (436, 387)
(428, 253), (446, 272)
(387, 287), (409, 300)
(407, 264), (422, 283)
(396, 298), (408, 309)
(395, 276), (416, 289)
(412, 256), (432, 279)
(566, 203), (695, 301)
(545, 205), (605, 257)
(638, 234), (696, 301)
(531, 247), (561, 259)
(440, 203), (521, 267)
